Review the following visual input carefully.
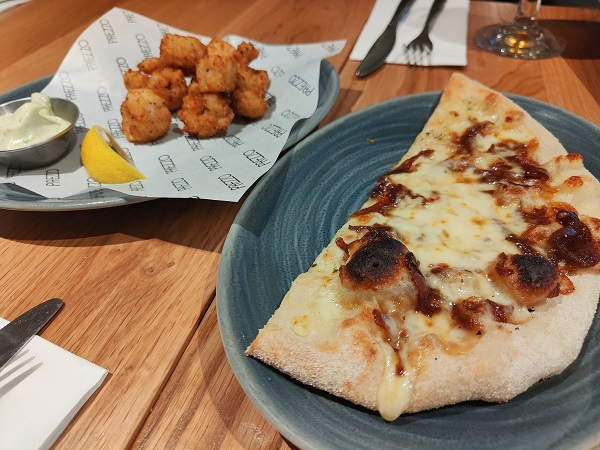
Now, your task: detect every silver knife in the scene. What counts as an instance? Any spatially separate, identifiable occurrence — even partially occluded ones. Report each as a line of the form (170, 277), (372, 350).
(356, 0), (418, 77)
(0, 298), (64, 371)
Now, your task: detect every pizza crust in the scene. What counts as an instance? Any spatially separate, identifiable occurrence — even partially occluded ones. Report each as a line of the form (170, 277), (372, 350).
(408, 273), (599, 413)
(249, 272), (599, 414)
(247, 73), (600, 418)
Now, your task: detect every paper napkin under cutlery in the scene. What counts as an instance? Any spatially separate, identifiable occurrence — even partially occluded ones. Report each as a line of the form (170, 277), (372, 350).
(0, 318), (108, 450)
(350, 0), (469, 67)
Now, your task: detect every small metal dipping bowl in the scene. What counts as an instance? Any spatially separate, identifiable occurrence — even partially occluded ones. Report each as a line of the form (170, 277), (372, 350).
(0, 97), (80, 170)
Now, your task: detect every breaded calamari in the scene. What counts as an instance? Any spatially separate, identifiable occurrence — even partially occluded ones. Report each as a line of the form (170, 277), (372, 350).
(146, 68), (187, 110)
(233, 41), (260, 68)
(123, 69), (149, 90)
(121, 89), (172, 143)
(177, 93), (234, 138)
(195, 55), (237, 93)
(137, 57), (165, 75)
(159, 33), (206, 73)
(232, 66), (269, 119)
(206, 38), (236, 58)
(124, 68), (187, 111)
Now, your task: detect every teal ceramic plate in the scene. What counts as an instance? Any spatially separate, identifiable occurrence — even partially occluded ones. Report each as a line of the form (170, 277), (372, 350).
(217, 91), (600, 449)
(0, 60), (339, 211)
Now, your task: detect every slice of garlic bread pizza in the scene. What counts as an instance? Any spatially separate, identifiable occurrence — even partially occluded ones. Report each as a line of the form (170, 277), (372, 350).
(247, 73), (600, 420)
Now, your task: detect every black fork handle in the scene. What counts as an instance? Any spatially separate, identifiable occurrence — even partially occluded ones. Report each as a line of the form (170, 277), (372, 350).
(423, 0), (447, 33)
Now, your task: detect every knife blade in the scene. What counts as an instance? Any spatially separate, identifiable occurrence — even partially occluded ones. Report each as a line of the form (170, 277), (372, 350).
(0, 298), (63, 371)
(356, 0), (418, 77)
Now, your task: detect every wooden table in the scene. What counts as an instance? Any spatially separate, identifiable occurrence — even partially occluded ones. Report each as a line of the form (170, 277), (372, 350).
(0, 1), (599, 448)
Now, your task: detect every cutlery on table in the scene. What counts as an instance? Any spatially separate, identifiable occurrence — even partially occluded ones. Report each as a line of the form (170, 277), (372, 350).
(355, 0), (418, 77)
(404, 0), (447, 64)
(0, 298), (64, 372)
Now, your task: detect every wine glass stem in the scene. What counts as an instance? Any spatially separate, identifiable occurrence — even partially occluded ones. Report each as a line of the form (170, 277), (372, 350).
(513, 0), (541, 28)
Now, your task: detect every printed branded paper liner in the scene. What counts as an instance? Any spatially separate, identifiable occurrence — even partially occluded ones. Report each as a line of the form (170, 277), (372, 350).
(1, 7), (345, 201)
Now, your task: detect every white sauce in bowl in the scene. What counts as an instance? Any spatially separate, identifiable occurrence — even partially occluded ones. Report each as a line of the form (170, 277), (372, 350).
(0, 93), (71, 150)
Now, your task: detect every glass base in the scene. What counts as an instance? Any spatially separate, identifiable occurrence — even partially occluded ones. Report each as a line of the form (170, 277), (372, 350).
(475, 23), (565, 60)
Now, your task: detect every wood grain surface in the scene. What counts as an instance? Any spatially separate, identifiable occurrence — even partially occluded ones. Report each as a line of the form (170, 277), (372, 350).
(0, 1), (599, 449)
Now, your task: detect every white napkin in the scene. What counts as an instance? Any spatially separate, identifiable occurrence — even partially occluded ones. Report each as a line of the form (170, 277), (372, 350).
(0, 318), (108, 450)
(0, 0), (30, 14)
(350, 0), (469, 66)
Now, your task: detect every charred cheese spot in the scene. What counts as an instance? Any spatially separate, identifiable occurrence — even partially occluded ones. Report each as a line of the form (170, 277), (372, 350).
(564, 176), (584, 189)
(472, 217), (487, 227)
(340, 232), (443, 317)
(341, 316), (357, 330)
(339, 235), (408, 289)
(567, 153), (584, 163)
(491, 253), (558, 307)
(484, 92), (499, 107)
(504, 109), (524, 124)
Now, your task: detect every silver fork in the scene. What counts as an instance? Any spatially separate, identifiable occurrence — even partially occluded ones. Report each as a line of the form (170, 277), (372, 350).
(404, 0), (447, 65)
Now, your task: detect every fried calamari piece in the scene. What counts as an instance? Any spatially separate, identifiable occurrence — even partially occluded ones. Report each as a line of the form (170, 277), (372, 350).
(177, 93), (234, 138)
(123, 69), (149, 90)
(206, 38), (236, 58)
(146, 68), (187, 110)
(233, 41), (260, 68)
(159, 33), (206, 73)
(193, 38), (239, 93)
(137, 57), (165, 74)
(187, 79), (202, 96)
(123, 68), (187, 111)
(226, 41), (269, 119)
(231, 67), (269, 119)
(121, 89), (172, 143)
(231, 89), (268, 119)
(195, 55), (237, 93)
(237, 66), (269, 93)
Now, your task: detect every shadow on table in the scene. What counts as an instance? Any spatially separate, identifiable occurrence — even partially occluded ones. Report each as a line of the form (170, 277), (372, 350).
(540, 19), (600, 60)
(0, 198), (242, 252)
(541, 19), (600, 107)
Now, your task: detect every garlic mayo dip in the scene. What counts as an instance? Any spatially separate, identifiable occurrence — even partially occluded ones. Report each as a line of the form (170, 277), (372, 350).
(0, 93), (71, 150)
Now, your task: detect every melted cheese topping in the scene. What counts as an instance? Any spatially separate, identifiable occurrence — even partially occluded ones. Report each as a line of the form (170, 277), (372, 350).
(386, 163), (526, 271)
(337, 100), (546, 420)
(377, 343), (415, 421)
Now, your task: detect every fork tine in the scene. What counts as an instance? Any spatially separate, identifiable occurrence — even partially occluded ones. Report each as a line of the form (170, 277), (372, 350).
(403, 43), (419, 66)
(420, 48), (426, 64)
(403, 43), (415, 65)
(403, 30), (433, 66)
(403, 0), (446, 65)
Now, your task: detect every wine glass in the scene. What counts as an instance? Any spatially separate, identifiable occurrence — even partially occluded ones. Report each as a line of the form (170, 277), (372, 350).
(474, 0), (565, 60)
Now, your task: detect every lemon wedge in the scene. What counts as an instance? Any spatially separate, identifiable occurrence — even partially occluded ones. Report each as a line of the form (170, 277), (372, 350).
(81, 125), (145, 184)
